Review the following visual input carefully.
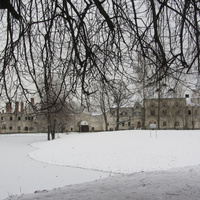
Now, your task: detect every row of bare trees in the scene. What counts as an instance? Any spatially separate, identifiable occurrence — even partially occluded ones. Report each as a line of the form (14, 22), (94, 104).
(0, 0), (199, 137)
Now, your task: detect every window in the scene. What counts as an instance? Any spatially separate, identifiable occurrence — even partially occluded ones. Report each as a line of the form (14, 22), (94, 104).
(9, 126), (12, 130)
(111, 111), (115, 116)
(128, 122), (131, 126)
(188, 110), (191, 115)
(10, 117), (12, 121)
(175, 110), (180, 115)
(162, 110), (167, 115)
(175, 121), (179, 126)
(91, 127), (94, 131)
(25, 127), (28, 131)
(1, 117), (3, 120)
(150, 110), (155, 116)
(18, 117), (21, 120)
(137, 121), (141, 127)
(18, 127), (21, 131)
(122, 122), (125, 126)
(163, 121), (167, 126)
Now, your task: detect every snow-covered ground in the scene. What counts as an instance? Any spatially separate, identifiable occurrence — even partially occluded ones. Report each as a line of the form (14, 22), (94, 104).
(2, 130), (200, 200)
(0, 134), (109, 200)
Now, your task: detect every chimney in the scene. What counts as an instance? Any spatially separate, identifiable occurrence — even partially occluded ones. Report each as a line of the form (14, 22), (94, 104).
(21, 101), (24, 112)
(31, 98), (34, 105)
(15, 101), (19, 113)
(6, 102), (12, 113)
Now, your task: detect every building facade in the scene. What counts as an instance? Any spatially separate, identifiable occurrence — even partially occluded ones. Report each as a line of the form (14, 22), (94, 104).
(0, 99), (44, 134)
(1, 91), (200, 134)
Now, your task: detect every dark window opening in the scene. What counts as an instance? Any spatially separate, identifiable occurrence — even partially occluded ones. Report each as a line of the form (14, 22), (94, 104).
(137, 121), (141, 127)
(162, 110), (167, 115)
(176, 110), (180, 115)
(150, 110), (155, 116)
(163, 121), (167, 126)
(175, 121), (179, 126)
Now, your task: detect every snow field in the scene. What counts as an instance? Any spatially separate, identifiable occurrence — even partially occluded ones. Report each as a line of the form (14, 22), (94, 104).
(29, 130), (200, 174)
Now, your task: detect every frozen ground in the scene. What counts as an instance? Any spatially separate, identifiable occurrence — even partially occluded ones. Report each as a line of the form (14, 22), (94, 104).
(2, 130), (200, 200)
(0, 134), (109, 200)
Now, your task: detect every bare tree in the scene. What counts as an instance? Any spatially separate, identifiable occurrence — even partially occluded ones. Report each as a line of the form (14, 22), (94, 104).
(0, 0), (199, 121)
(108, 80), (132, 130)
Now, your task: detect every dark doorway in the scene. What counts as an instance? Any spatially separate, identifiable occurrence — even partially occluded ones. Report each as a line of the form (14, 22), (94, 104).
(137, 121), (141, 128)
(80, 125), (89, 132)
